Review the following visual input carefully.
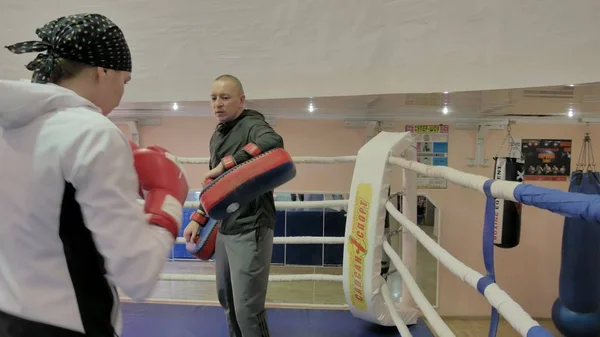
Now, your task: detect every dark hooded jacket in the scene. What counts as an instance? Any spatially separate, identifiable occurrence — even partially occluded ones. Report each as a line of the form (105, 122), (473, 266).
(206, 109), (284, 235)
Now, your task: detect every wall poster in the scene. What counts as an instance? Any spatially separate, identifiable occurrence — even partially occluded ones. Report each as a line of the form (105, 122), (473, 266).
(516, 138), (572, 181)
(404, 124), (449, 189)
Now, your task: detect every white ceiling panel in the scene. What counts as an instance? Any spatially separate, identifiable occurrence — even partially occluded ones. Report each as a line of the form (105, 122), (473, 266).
(1, 0), (599, 104)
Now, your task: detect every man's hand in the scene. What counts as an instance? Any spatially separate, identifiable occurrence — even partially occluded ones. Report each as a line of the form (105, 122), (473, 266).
(183, 220), (201, 243)
(203, 162), (225, 180)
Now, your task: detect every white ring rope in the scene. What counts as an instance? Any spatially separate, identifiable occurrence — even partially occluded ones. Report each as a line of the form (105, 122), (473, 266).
(172, 154), (544, 203)
(174, 153), (517, 203)
(138, 199), (349, 210)
(164, 198), (349, 246)
(157, 182), (350, 283)
(174, 236), (346, 245)
(190, 199), (347, 210)
(159, 273), (343, 282)
(379, 281), (413, 337)
(382, 240), (455, 337)
(386, 201), (541, 336)
(175, 156), (358, 165)
(388, 156), (517, 201)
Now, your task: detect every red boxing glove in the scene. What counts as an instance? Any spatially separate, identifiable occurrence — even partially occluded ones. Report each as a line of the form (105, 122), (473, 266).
(128, 141), (143, 197)
(129, 140), (139, 152)
(133, 146), (189, 239)
(146, 145), (170, 155)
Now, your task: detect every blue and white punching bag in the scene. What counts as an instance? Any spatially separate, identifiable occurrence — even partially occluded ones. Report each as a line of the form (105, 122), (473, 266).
(552, 171), (600, 337)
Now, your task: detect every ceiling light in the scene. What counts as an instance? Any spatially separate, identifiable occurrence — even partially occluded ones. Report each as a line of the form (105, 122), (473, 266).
(568, 84), (575, 87)
(443, 91), (449, 94)
(172, 103), (179, 111)
(568, 108), (574, 117)
(442, 106), (449, 114)
(308, 102), (315, 113)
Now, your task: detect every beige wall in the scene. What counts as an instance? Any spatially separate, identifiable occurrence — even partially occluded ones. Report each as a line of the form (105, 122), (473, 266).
(118, 116), (599, 319)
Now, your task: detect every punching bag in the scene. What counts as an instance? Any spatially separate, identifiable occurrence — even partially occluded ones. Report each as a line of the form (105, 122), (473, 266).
(492, 157), (524, 249)
(552, 171), (600, 337)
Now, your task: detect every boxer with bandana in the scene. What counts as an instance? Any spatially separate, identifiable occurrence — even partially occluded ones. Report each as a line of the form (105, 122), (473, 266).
(0, 13), (188, 336)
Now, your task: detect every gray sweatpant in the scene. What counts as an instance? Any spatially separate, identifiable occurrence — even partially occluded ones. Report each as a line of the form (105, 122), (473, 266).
(216, 226), (274, 337)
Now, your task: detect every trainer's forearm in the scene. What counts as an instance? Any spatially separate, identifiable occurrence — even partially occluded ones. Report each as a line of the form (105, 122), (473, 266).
(230, 129), (284, 166)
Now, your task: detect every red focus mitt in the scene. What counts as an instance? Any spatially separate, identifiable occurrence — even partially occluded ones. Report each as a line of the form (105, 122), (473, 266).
(185, 218), (218, 260)
(200, 148), (296, 220)
(189, 178), (214, 226)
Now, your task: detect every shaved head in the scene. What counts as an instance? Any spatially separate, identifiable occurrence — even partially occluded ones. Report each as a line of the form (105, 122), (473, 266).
(213, 74), (244, 96)
(210, 74), (246, 122)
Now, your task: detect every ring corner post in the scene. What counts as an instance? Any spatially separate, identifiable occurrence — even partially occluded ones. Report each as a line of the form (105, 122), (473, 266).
(343, 131), (418, 326)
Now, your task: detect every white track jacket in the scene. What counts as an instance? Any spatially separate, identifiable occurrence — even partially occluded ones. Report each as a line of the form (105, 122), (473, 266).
(0, 80), (173, 336)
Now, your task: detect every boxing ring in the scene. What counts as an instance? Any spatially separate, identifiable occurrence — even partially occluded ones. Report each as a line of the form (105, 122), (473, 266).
(124, 130), (600, 336)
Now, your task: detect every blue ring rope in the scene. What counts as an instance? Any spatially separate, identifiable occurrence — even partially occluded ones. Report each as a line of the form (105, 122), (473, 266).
(481, 179), (500, 337)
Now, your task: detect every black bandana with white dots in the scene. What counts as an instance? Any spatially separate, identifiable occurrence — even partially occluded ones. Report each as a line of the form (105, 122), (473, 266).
(5, 13), (132, 83)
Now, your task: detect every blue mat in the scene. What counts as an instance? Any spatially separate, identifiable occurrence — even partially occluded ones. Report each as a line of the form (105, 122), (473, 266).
(121, 302), (434, 336)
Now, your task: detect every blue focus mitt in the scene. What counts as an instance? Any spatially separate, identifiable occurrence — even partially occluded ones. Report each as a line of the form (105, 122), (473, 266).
(186, 218), (218, 260)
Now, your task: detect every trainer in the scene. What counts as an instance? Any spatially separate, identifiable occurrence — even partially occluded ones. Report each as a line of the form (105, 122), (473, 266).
(184, 74), (284, 337)
(0, 14), (188, 336)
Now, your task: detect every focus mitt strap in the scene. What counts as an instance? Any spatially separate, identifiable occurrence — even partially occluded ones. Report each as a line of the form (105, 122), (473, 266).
(220, 143), (263, 170)
(190, 208), (209, 226)
(186, 218), (218, 260)
(190, 178), (214, 226)
(200, 148), (296, 220)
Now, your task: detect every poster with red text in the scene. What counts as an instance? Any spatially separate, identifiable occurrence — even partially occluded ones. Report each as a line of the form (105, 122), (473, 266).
(518, 139), (571, 181)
